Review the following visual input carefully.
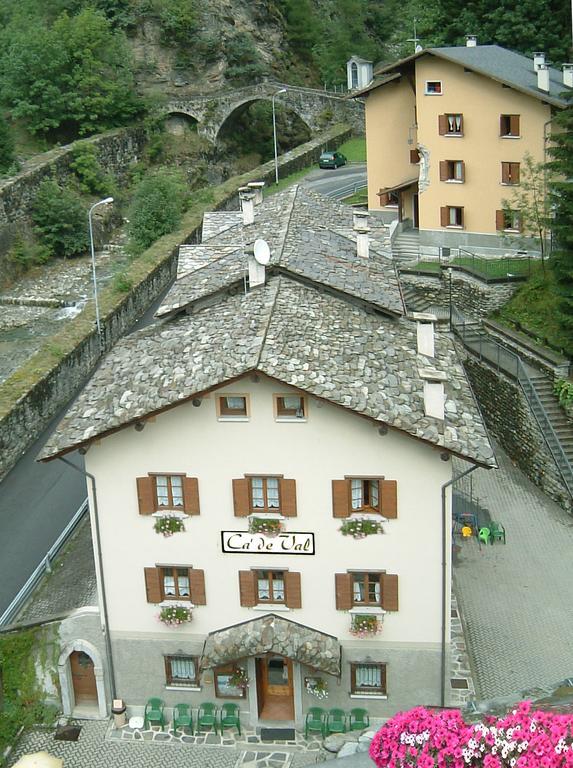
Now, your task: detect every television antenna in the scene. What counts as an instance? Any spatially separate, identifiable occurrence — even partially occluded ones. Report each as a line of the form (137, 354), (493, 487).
(253, 238), (271, 265)
(407, 19), (422, 53)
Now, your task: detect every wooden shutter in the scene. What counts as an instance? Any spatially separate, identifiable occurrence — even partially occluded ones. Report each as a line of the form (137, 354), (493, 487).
(501, 162), (509, 184)
(332, 479), (350, 518)
(144, 567), (162, 603)
(284, 571), (302, 608)
(233, 478), (250, 517)
(496, 209), (506, 230)
(189, 569), (206, 605)
(440, 206), (449, 227)
(279, 479), (297, 517)
(438, 114), (448, 135)
(410, 149), (419, 163)
(183, 477), (200, 515)
(137, 476), (155, 515)
(510, 114), (520, 136)
(381, 573), (399, 611)
(439, 161), (449, 181)
(380, 479), (397, 519)
(335, 573), (353, 610)
(239, 570), (257, 607)
(459, 161), (465, 182)
(379, 192), (390, 206)
(512, 163), (520, 184)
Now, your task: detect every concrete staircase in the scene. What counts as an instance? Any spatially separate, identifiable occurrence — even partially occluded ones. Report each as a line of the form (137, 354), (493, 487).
(392, 229), (420, 263)
(529, 372), (573, 470)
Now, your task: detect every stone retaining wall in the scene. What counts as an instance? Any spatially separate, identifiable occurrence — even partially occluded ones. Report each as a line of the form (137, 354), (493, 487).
(463, 355), (572, 512)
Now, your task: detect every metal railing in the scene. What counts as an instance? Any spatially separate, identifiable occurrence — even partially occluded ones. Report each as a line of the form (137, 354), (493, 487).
(0, 498), (89, 627)
(452, 309), (573, 499)
(402, 248), (536, 281)
(331, 181), (367, 200)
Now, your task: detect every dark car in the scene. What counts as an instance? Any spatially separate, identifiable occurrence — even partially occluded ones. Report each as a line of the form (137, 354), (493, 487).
(319, 150), (347, 169)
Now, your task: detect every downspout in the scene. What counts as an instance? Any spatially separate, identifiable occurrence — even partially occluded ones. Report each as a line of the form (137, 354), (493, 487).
(440, 463), (478, 707)
(59, 456), (117, 703)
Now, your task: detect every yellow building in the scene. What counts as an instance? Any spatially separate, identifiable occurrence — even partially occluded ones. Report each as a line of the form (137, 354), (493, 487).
(358, 42), (571, 253)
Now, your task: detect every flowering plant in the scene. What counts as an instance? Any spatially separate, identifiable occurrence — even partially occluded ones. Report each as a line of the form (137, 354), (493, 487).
(229, 667), (249, 690)
(339, 518), (384, 539)
(153, 515), (185, 537)
(249, 517), (283, 537)
(350, 614), (382, 637)
(305, 677), (329, 700)
(158, 605), (192, 626)
(369, 701), (573, 768)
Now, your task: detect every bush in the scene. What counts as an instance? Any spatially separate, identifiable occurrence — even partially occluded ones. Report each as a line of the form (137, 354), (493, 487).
(128, 169), (188, 253)
(7, 234), (51, 270)
(69, 143), (115, 196)
(224, 32), (268, 84)
(32, 179), (88, 258)
(0, 113), (15, 173)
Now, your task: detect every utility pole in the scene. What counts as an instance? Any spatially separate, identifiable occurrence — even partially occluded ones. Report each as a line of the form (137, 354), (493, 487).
(407, 19), (421, 54)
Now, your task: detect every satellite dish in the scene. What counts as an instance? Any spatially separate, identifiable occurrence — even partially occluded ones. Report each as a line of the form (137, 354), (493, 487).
(253, 239), (271, 265)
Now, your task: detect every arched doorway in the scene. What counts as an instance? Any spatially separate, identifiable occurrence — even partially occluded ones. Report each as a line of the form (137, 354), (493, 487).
(58, 639), (107, 719)
(70, 651), (98, 707)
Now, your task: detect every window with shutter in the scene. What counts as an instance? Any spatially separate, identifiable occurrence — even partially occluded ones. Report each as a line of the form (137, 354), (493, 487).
(138, 474), (198, 514)
(502, 162), (520, 185)
(183, 477), (200, 515)
(136, 477), (155, 515)
(332, 479), (350, 517)
(284, 571), (302, 608)
(381, 573), (399, 611)
(255, 570), (285, 603)
(189, 569), (206, 605)
(279, 479), (297, 517)
(233, 478), (251, 516)
(500, 114), (520, 137)
(380, 480), (397, 519)
(144, 567), (162, 603)
(335, 573), (353, 610)
(352, 572), (382, 606)
(239, 570), (257, 606)
(161, 567), (191, 600)
(440, 114), (463, 135)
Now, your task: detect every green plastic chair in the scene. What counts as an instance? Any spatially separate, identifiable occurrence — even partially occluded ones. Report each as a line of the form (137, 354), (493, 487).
(172, 703), (193, 735)
(326, 708), (347, 735)
(220, 702), (241, 735)
(197, 702), (218, 734)
(305, 706), (326, 739)
(144, 697), (165, 730)
(490, 521), (506, 544)
(478, 526), (491, 545)
(349, 708), (370, 731)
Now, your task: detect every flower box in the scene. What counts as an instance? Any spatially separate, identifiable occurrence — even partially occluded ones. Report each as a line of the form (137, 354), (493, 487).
(228, 667), (249, 690)
(305, 676), (329, 699)
(339, 518), (384, 539)
(350, 614), (382, 637)
(153, 515), (186, 537)
(158, 605), (192, 626)
(248, 516), (283, 537)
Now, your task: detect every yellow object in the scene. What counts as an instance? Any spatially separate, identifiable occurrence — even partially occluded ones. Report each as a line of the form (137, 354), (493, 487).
(461, 526), (472, 538)
(13, 753), (63, 768)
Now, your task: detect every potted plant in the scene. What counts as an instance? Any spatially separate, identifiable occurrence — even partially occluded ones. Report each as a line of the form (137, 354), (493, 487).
(339, 518), (384, 539)
(350, 614), (382, 637)
(305, 677), (329, 700)
(153, 515), (185, 537)
(229, 667), (249, 690)
(158, 605), (192, 626)
(248, 517), (283, 537)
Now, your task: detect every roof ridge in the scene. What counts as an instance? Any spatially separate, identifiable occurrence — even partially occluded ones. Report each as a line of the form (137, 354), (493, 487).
(254, 276), (282, 369)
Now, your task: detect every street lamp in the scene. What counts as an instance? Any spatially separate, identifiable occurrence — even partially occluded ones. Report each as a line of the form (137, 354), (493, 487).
(272, 88), (287, 185)
(88, 197), (114, 339)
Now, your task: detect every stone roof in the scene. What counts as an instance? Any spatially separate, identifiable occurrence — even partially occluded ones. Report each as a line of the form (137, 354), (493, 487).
(177, 245), (240, 279)
(39, 275), (495, 466)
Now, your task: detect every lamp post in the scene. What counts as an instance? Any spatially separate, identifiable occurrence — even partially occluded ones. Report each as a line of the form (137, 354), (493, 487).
(88, 197), (114, 339)
(272, 88), (287, 185)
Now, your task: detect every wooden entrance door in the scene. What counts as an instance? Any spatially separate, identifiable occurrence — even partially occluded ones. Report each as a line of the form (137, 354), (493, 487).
(70, 651), (97, 705)
(256, 655), (294, 720)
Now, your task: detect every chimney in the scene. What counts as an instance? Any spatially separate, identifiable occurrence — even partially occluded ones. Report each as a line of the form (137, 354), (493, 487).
(465, 35), (477, 47)
(238, 187), (255, 226)
(563, 64), (573, 87)
(537, 64), (550, 92)
(419, 368), (447, 421)
(533, 52), (546, 72)
(247, 251), (266, 289)
(413, 312), (437, 357)
(353, 209), (370, 259)
(247, 181), (265, 205)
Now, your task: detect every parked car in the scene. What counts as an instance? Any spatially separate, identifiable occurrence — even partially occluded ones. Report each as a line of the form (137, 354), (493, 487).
(319, 150), (347, 169)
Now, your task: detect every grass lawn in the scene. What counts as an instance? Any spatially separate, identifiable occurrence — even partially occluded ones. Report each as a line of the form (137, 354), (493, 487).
(337, 137), (366, 163)
(453, 256), (533, 278)
(342, 190), (368, 205)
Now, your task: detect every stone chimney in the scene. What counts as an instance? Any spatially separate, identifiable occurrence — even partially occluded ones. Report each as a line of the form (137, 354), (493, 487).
(413, 312), (437, 358)
(537, 64), (550, 92)
(465, 35), (477, 47)
(533, 52), (546, 72)
(248, 252), (266, 288)
(353, 209), (370, 259)
(247, 181), (265, 205)
(238, 187), (255, 226)
(563, 64), (573, 87)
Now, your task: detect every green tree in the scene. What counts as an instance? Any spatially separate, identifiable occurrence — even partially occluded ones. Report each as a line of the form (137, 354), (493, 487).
(128, 169), (187, 252)
(0, 114), (15, 173)
(32, 179), (88, 258)
(502, 153), (550, 263)
(224, 32), (268, 84)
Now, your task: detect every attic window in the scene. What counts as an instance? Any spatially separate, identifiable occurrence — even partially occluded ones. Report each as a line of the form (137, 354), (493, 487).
(425, 80), (442, 95)
(274, 394), (307, 421)
(217, 395), (249, 420)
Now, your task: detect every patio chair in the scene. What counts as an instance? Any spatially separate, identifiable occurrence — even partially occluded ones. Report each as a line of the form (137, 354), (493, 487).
(197, 702), (218, 734)
(144, 697), (165, 730)
(325, 708), (347, 735)
(489, 521), (506, 544)
(349, 708), (370, 731)
(172, 703), (193, 735)
(478, 526), (491, 545)
(219, 702), (241, 735)
(305, 706), (326, 739)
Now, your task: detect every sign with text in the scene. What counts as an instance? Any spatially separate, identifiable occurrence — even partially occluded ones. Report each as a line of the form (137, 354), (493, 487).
(221, 531), (315, 555)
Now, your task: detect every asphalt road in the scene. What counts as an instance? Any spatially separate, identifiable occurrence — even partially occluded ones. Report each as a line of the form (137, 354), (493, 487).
(0, 162), (368, 619)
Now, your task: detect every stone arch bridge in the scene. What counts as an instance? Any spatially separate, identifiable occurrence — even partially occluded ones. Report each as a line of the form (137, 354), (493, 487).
(166, 80), (364, 144)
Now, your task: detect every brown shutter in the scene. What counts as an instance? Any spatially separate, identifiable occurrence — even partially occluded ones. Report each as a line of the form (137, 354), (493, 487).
(512, 163), (520, 184)
(438, 114), (448, 135)
(440, 206), (448, 227)
(496, 209), (506, 230)
(458, 115), (463, 133)
(239, 570), (257, 607)
(510, 114), (520, 136)
(410, 149), (419, 163)
(335, 573), (353, 610)
(137, 476), (155, 515)
(439, 161), (448, 181)
(332, 479), (350, 518)
(379, 192), (390, 206)
(284, 571), (302, 608)
(459, 161), (465, 182)
(144, 567), (162, 603)
(501, 162), (509, 184)
(279, 479), (297, 517)
(189, 569), (206, 605)
(183, 477), (200, 515)
(233, 478), (251, 517)
(380, 480), (397, 519)
(459, 207), (464, 227)
(381, 574), (399, 611)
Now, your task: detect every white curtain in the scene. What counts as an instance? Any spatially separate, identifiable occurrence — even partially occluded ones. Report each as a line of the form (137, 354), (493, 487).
(356, 665), (381, 688)
(171, 658), (195, 680)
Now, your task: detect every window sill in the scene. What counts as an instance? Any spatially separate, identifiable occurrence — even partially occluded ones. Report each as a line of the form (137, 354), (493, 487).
(253, 604), (290, 612)
(350, 694), (388, 700)
(444, 133), (463, 137)
(445, 179), (464, 184)
(500, 135), (521, 139)
(165, 685), (201, 691)
(349, 606), (386, 616)
(275, 417), (307, 423)
(217, 417), (250, 422)
(424, 92), (442, 96)
(500, 182), (519, 187)
(152, 511), (188, 519)
(445, 225), (463, 229)
(159, 601), (195, 608)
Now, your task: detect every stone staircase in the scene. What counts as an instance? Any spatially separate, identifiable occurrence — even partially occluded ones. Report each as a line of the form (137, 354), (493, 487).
(391, 229), (420, 263)
(529, 372), (573, 471)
